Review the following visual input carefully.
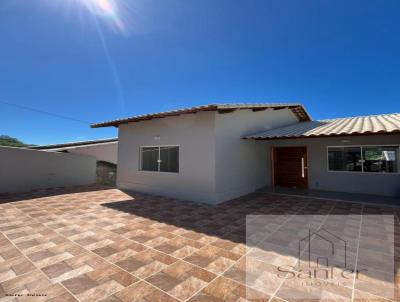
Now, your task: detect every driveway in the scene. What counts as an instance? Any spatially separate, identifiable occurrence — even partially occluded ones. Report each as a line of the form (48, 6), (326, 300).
(0, 186), (398, 302)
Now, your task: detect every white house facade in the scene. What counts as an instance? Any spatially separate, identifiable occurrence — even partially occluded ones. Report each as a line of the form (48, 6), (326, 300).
(92, 104), (400, 204)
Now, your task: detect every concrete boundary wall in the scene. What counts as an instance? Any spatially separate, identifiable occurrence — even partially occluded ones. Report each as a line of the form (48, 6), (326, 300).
(0, 146), (96, 194)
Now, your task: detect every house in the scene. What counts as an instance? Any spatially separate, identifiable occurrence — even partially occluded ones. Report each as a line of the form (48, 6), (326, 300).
(31, 138), (118, 164)
(91, 104), (400, 204)
(31, 138), (118, 186)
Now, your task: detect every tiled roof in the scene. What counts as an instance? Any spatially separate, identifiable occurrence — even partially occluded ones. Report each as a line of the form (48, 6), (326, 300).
(31, 138), (118, 150)
(90, 103), (311, 128)
(244, 113), (400, 139)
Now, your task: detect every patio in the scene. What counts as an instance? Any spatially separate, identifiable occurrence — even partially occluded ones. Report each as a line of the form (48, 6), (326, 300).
(0, 185), (398, 302)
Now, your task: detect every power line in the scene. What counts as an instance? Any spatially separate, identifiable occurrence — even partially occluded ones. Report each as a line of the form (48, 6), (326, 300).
(0, 100), (92, 124)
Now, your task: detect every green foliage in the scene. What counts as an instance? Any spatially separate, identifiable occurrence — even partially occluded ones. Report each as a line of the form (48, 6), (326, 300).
(365, 150), (382, 160)
(0, 135), (27, 147)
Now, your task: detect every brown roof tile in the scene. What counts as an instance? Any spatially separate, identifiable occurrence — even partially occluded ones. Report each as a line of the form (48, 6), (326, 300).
(90, 103), (310, 128)
(244, 113), (400, 139)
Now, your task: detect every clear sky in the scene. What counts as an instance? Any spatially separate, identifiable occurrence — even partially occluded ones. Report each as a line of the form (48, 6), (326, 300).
(0, 0), (399, 145)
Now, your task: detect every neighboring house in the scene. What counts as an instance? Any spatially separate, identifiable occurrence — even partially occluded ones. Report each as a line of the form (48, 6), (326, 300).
(31, 138), (118, 164)
(91, 104), (400, 204)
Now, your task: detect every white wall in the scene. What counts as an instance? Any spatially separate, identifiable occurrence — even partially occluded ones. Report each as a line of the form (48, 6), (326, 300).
(214, 108), (299, 202)
(117, 108), (300, 204)
(0, 147), (96, 194)
(262, 134), (400, 197)
(117, 111), (217, 203)
(116, 108), (400, 202)
(60, 142), (118, 164)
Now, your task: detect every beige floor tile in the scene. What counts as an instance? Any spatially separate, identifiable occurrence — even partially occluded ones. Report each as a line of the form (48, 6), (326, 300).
(189, 276), (270, 302)
(146, 260), (215, 300)
(0, 186), (398, 302)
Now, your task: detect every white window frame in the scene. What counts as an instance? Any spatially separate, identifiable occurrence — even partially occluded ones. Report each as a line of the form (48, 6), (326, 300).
(139, 145), (179, 173)
(327, 144), (400, 174)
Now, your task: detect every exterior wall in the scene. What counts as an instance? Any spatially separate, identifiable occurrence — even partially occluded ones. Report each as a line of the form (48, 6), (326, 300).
(117, 111), (217, 203)
(0, 147), (96, 194)
(214, 108), (299, 202)
(62, 142), (118, 164)
(262, 134), (400, 197)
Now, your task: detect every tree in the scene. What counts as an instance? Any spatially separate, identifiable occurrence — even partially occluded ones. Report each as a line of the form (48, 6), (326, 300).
(0, 135), (27, 147)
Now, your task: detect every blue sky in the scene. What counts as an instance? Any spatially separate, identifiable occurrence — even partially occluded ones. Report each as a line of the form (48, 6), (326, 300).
(0, 0), (399, 145)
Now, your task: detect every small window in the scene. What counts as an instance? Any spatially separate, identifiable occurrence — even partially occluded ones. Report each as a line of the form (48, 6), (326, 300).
(328, 147), (362, 172)
(140, 146), (179, 173)
(362, 146), (398, 173)
(328, 145), (399, 173)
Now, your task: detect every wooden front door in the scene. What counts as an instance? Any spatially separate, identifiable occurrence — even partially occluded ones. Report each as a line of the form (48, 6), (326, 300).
(273, 147), (308, 189)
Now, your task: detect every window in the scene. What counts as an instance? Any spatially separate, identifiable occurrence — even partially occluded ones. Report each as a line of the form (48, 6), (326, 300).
(159, 146), (179, 173)
(328, 146), (399, 173)
(141, 147), (159, 172)
(140, 146), (179, 173)
(328, 147), (362, 172)
(362, 146), (398, 173)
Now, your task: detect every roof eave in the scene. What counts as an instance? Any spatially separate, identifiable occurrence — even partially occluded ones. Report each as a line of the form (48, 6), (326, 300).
(90, 104), (310, 128)
(244, 130), (400, 140)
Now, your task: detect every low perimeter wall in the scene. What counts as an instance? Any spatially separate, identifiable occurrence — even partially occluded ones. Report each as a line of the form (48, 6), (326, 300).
(0, 146), (96, 194)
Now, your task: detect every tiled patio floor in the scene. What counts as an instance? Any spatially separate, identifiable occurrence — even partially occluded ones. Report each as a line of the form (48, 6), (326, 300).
(0, 185), (398, 301)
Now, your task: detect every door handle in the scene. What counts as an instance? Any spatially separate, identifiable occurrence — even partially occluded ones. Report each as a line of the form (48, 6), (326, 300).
(301, 157), (305, 178)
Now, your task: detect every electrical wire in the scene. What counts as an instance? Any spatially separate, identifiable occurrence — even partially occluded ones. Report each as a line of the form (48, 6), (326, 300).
(0, 100), (92, 124)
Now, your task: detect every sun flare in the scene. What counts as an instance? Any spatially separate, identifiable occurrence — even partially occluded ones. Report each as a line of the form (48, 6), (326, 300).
(85, 0), (116, 15)
(81, 0), (126, 33)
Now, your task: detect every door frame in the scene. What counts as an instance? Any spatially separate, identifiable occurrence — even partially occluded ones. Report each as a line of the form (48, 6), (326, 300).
(271, 146), (309, 189)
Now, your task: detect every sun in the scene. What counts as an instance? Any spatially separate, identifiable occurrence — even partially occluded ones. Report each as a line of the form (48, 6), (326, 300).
(80, 0), (126, 33)
(84, 0), (116, 16)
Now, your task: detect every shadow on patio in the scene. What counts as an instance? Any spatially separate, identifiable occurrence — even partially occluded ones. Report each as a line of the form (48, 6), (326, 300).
(0, 186), (398, 301)
(102, 189), (400, 301)
(0, 184), (113, 204)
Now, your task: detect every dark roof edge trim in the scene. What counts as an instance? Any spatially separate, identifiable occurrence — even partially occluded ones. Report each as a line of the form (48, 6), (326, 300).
(91, 104), (310, 128)
(31, 138), (118, 150)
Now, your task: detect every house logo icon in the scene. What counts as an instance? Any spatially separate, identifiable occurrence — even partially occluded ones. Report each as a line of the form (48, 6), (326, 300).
(298, 228), (347, 269)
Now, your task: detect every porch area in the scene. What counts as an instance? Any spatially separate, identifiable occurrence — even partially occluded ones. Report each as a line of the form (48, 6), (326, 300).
(0, 185), (398, 301)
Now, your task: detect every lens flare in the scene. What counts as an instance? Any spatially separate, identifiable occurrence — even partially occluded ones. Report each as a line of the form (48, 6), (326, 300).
(55, 0), (129, 112)
(83, 0), (126, 33)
